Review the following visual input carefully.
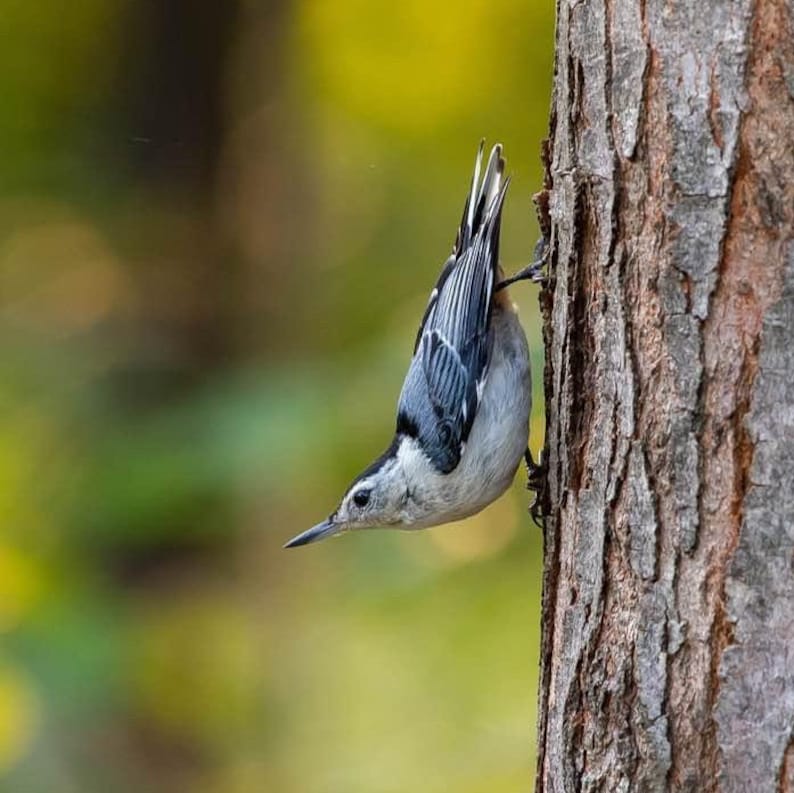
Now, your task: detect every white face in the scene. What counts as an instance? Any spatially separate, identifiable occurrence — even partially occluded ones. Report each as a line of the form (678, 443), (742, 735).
(284, 443), (411, 547)
(335, 479), (378, 527)
(283, 476), (388, 547)
(335, 466), (407, 530)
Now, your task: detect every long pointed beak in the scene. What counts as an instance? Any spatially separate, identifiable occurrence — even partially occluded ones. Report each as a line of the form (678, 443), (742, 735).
(283, 518), (340, 548)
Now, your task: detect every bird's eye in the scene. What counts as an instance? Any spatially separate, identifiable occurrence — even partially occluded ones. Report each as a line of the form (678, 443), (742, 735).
(353, 489), (371, 508)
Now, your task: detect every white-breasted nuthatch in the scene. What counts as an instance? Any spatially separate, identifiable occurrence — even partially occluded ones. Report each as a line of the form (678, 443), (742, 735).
(285, 142), (544, 548)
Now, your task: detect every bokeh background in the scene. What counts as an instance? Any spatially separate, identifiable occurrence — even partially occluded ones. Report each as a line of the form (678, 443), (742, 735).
(0, 1), (553, 791)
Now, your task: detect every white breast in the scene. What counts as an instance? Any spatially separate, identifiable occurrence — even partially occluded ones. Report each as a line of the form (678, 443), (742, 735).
(399, 305), (532, 529)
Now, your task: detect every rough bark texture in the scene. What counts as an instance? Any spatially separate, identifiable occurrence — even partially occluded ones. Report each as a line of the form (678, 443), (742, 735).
(534, 0), (794, 790)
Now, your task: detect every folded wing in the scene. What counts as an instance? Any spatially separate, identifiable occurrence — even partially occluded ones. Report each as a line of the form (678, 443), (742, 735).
(399, 143), (509, 473)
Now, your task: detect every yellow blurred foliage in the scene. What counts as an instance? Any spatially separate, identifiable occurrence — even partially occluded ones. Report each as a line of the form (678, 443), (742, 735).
(0, 412), (53, 550)
(131, 593), (266, 750)
(1, 219), (127, 334)
(298, 0), (523, 135)
(0, 545), (42, 633)
(429, 491), (520, 564)
(0, 665), (39, 773)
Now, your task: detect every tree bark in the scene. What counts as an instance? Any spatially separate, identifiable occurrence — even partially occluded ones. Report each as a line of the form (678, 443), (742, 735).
(534, 0), (794, 790)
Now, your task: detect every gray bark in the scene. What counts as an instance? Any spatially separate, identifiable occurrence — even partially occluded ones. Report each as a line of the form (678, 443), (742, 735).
(534, 0), (794, 790)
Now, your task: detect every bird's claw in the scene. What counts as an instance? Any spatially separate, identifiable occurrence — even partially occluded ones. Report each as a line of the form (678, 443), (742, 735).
(495, 237), (550, 292)
(524, 447), (547, 527)
(526, 237), (550, 286)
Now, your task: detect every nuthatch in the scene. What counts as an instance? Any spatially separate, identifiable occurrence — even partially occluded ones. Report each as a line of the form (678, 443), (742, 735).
(285, 143), (545, 548)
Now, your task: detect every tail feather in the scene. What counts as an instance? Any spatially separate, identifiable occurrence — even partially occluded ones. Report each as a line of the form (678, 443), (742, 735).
(477, 143), (504, 220)
(455, 142), (505, 256)
(465, 140), (485, 244)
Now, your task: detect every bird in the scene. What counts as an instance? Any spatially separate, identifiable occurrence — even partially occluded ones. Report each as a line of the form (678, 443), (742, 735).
(284, 142), (544, 548)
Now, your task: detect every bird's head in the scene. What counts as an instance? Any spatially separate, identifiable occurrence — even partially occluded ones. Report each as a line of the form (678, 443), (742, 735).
(284, 440), (410, 548)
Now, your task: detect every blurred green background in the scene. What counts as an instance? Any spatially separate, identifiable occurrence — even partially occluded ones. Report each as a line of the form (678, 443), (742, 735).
(0, 1), (553, 791)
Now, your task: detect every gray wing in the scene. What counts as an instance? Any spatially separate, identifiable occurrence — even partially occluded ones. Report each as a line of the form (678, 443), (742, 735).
(397, 144), (508, 474)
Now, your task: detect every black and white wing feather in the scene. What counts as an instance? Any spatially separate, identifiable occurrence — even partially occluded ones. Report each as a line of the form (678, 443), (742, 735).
(398, 143), (509, 474)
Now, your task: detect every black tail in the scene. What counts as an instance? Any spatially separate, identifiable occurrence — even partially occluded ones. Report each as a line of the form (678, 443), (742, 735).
(454, 142), (505, 256)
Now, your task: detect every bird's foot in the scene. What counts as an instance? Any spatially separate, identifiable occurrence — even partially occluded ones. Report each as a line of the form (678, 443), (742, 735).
(496, 237), (549, 291)
(524, 447), (547, 527)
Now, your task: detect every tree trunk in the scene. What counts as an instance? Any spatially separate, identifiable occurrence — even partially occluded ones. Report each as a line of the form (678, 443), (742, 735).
(534, 0), (794, 789)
